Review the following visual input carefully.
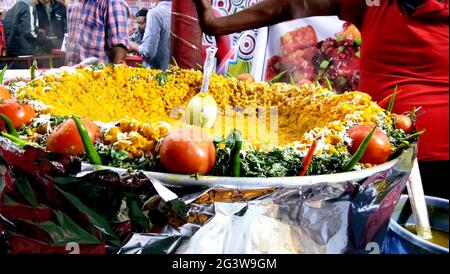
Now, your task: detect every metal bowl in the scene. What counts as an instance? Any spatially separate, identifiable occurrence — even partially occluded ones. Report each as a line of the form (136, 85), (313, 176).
(78, 146), (414, 189)
(384, 195), (449, 254)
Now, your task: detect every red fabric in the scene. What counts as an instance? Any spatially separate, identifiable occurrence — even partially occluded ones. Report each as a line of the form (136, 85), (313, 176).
(10, 234), (106, 254)
(170, 0), (203, 69)
(339, 0), (449, 162)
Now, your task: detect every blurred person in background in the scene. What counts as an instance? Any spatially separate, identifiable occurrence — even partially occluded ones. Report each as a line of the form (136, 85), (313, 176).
(129, 0), (171, 70)
(0, 9), (6, 24)
(66, 0), (130, 65)
(3, 0), (49, 67)
(36, 0), (67, 53)
(129, 9), (148, 45)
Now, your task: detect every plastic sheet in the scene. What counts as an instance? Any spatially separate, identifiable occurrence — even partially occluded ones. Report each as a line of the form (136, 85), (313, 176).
(0, 136), (416, 254)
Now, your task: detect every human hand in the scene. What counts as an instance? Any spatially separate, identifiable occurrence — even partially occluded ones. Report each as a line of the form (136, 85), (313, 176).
(129, 41), (139, 53)
(192, 0), (216, 35)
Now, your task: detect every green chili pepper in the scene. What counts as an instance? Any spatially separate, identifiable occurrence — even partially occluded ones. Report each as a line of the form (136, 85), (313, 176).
(402, 129), (425, 142)
(314, 70), (325, 84)
(387, 85), (398, 113)
(0, 65), (7, 84)
(229, 129), (243, 177)
(289, 73), (296, 85)
(171, 57), (179, 68)
(344, 126), (377, 171)
(0, 113), (20, 137)
(30, 59), (38, 80)
(1, 132), (29, 147)
(72, 115), (102, 165)
(268, 71), (286, 85)
(390, 140), (410, 160)
(324, 76), (333, 91)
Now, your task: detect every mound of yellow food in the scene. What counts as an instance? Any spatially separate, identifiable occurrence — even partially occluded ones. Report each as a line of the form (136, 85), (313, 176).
(17, 66), (391, 155)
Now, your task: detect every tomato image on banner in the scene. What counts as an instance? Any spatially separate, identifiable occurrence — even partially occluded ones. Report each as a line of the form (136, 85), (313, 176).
(254, 16), (361, 93)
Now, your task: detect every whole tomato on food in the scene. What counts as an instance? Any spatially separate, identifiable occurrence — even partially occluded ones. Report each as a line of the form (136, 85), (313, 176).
(46, 118), (99, 156)
(394, 114), (414, 133)
(0, 99), (36, 129)
(159, 127), (216, 175)
(0, 86), (12, 100)
(348, 124), (392, 165)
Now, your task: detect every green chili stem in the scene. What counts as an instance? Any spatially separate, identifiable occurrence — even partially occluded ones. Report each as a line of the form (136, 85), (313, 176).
(314, 70), (325, 83)
(0, 65), (7, 84)
(324, 76), (333, 91)
(269, 71), (286, 85)
(289, 73), (295, 85)
(392, 141), (410, 156)
(30, 59), (37, 80)
(1, 132), (29, 146)
(387, 85), (398, 113)
(72, 115), (102, 165)
(402, 129), (426, 142)
(0, 114), (20, 137)
(230, 129), (243, 177)
(344, 127), (377, 171)
(171, 56), (179, 68)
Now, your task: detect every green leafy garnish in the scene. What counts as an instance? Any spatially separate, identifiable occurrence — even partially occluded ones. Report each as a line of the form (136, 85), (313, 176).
(320, 60), (330, 70)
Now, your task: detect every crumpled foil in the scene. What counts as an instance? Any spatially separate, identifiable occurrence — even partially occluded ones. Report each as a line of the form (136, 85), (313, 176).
(0, 136), (416, 254)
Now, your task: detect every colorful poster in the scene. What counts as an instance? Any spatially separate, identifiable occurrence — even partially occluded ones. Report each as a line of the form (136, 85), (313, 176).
(252, 16), (361, 93)
(202, 0), (261, 76)
(0, 0), (16, 10)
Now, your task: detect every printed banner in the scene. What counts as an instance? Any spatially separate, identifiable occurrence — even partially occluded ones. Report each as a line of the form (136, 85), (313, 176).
(252, 16), (361, 93)
(203, 0), (261, 76)
(201, 2), (361, 93)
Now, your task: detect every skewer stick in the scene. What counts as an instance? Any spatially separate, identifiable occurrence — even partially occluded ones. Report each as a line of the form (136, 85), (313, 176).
(406, 157), (432, 240)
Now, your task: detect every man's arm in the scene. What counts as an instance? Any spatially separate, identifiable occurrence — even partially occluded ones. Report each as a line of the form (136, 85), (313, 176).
(19, 5), (38, 42)
(110, 46), (128, 64)
(136, 11), (161, 60)
(193, 0), (341, 36)
(106, 0), (130, 64)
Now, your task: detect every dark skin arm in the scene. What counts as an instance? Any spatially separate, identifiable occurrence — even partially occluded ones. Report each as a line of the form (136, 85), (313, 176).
(109, 45), (128, 64)
(193, 0), (341, 36)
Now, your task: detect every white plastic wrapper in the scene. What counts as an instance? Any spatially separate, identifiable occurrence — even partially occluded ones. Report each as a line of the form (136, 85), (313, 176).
(176, 197), (349, 254)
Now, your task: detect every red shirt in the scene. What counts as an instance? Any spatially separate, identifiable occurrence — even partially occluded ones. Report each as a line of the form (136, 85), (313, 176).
(340, 0), (449, 162)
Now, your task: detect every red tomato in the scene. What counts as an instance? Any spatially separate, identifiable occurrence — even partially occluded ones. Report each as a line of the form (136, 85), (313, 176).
(0, 86), (12, 100)
(237, 73), (255, 82)
(159, 127), (216, 175)
(394, 114), (414, 133)
(46, 118), (100, 156)
(348, 124), (392, 165)
(0, 99), (36, 129)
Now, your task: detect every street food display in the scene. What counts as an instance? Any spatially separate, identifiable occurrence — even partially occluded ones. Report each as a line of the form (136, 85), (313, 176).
(1, 65), (421, 178)
(0, 65), (423, 254)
